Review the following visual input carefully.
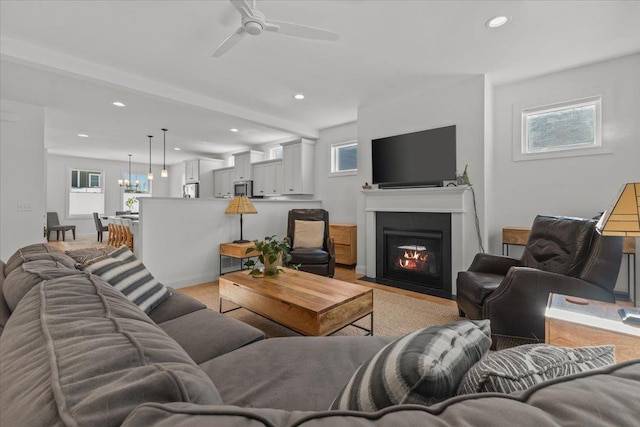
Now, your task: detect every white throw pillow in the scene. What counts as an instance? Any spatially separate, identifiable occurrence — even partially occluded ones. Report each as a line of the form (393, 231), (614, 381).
(293, 220), (325, 249)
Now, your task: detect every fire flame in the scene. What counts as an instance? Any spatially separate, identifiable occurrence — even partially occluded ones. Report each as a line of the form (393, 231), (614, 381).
(398, 250), (430, 270)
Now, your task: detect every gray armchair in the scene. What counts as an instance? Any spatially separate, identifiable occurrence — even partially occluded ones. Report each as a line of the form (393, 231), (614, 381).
(456, 215), (623, 343)
(46, 212), (76, 241)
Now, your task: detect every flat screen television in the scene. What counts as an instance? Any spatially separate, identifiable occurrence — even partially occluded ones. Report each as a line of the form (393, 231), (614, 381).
(372, 125), (456, 188)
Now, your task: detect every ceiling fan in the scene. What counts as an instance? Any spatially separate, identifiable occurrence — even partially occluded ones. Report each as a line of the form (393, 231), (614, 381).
(211, 0), (340, 57)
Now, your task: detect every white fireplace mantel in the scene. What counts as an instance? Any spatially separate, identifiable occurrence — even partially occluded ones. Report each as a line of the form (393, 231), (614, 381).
(356, 186), (479, 296)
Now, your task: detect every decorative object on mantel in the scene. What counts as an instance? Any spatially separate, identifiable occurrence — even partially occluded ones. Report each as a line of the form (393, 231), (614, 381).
(457, 164), (471, 186)
(243, 235), (295, 277)
(596, 182), (640, 237)
(225, 195), (257, 243)
(161, 128), (168, 178)
(147, 135), (154, 180)
(362, 182), (372, 190)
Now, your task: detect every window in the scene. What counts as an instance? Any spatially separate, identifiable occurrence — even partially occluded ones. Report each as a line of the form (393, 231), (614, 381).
(270, 145), (283, 159)
(68, 169), (105, 217)
(516, 96), (605, 161)
(330, 141), (357, 176)
(122, 172), (152, 212)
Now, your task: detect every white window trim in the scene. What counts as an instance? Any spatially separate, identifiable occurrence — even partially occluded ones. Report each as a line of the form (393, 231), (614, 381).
(66, 167), (106, 219)
(512, 89), (611, 162)
(269, 145), (283, 160)
(329, 140), (358, 177)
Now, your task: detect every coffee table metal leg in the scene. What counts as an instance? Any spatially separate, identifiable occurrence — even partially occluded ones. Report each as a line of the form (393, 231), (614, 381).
(219, 297), (242, 314)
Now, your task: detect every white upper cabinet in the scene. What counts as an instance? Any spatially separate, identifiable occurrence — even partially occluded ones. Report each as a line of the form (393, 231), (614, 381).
(213, 167), (234, 198)
(282, 139), (315, 195)
(233, 150), (264, 182)
(252, 159), (283, 196)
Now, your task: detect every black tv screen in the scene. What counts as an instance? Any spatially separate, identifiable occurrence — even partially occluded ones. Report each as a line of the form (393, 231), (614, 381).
(372, 125), (456, 188)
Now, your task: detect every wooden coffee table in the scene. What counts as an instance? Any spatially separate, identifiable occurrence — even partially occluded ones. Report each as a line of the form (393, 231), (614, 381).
(219, 268), (374, 336)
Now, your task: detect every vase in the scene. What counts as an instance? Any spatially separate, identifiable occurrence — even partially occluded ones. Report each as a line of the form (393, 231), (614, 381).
(263, 253), (283, 275)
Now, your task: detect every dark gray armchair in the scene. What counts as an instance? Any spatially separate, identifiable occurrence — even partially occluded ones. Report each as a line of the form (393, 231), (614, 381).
(46, 212), (76, 241)
(456, 215), (623, 343)
(283, 209), (335, 278)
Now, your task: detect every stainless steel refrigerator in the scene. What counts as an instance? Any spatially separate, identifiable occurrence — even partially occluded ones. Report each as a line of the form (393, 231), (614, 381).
(183, 183), (199, 198)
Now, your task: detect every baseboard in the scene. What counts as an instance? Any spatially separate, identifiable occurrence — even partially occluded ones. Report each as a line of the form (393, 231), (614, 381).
(166, 272), (216, 289)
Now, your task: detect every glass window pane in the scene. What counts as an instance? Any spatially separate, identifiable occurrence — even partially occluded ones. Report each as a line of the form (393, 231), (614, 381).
(336, 144), (357, 171)
(525, 102), (598, 153)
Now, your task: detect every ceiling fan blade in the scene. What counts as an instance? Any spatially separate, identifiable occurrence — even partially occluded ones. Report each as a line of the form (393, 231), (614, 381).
(210, 27), (246, 57)
(229, 0), (256, 20)
(267, 20), (339, 41)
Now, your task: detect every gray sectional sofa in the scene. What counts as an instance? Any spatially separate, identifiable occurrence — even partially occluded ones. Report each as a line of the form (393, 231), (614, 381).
(0, 243), (638, 426)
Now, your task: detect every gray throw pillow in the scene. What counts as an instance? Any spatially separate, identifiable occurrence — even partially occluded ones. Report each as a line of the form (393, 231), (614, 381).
(80, 246), (170, 313)
(330, 320), (491, 411)
(456, 343), (616, 395)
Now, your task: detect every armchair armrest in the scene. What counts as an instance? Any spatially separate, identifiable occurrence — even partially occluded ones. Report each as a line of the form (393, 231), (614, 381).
(483, 267), (615, 340)
(467, 253), (519, 275)
(326, 236), (335, 257)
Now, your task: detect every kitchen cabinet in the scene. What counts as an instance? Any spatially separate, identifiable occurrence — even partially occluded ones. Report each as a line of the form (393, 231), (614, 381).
(233, 150), (263, 182)
(252, 159), (284, 196)
(282, 139), (315, 195)
(185, 158), (226, 198)
(214, 167), (234, 198)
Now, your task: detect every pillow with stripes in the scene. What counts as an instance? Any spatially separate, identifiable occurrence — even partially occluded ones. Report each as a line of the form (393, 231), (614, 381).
(456, 343), (615, 395)
(330, 320), (491, 411)
(79, 245), (170, 313)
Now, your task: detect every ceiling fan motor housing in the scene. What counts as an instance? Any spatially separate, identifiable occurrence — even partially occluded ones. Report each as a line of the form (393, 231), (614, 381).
(244, 20), (263, 35)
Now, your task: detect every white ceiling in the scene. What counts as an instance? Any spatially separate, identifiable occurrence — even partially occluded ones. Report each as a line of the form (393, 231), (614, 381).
(1, 0), (639, 165)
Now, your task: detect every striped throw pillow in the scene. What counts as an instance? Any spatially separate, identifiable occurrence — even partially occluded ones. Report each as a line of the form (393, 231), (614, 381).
(330, 320), (491, 411)
(80, 246), (170, 313)
(456, 343), (615, 395)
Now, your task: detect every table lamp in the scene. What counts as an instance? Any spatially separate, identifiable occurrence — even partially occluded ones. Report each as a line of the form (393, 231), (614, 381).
(225, 196), (257, 243)
(596, 183), (640, 237)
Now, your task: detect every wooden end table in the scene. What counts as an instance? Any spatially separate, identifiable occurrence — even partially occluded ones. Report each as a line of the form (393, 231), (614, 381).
(545, 293), (640, 362)
(219, 268), (373, 336)
(219, 242), (260, 276)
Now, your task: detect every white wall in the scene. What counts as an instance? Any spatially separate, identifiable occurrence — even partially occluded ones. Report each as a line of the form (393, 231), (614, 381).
(490, 53), (640, 295)
(0, 99), (46, 260)
(46, 154), (171, 238)
(139, 197), (322, 288)
(488, 53), (640, 250)
(314, 122), (360, 224)
(355, 75), (487, 270)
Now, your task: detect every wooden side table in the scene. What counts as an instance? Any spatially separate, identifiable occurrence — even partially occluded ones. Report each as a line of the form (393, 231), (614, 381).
(330, 224), (357, 265)
(219, 242), (260, 277)
(545, 293), (640, 362)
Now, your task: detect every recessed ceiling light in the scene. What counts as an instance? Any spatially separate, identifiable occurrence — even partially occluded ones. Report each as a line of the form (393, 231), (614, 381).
(112, 101), (126, 107)
(230, 128), (239, 133)
(486, 15), (510, 28)
(173, 147), (181, 151)
(77, 133), (89, 138)
(293, 94), (305, 100)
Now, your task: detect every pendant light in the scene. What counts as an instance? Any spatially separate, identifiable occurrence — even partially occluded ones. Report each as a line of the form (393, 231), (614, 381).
(147, 135), (154, 180)
(161, 128), (168, 178)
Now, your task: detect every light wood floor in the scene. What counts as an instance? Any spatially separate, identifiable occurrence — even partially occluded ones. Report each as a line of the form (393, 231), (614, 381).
(47, 237), (457, 307)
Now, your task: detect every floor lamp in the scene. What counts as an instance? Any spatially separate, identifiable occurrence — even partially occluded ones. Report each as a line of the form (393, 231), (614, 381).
(225, 196), (258, 243)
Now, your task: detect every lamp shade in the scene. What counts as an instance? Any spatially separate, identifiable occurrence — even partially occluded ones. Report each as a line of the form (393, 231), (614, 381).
(225, 196), (257, 215)
(596, 183), (640, 236)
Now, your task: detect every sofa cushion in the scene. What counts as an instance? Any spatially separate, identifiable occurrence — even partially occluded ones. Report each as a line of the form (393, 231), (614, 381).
(330, 320), (491, 411)
(3, 259), (84, 311)
(457, 343), (616, 395)
(65, 245), (117, 265)
(123, 361), (640, 427)
(159, 309), (265, 364)
(289, 248), (330, 264)
(293, 220), (325, 248)
(4, 243), (59, 275)
(0, 274), (222, 427)
(200, 336), (394, 411)
(148, 288), (207, 324)
(80, 245), (170, 313)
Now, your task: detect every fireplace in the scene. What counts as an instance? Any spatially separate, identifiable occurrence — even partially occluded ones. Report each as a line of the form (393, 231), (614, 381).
(375, 212), (452, 299)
